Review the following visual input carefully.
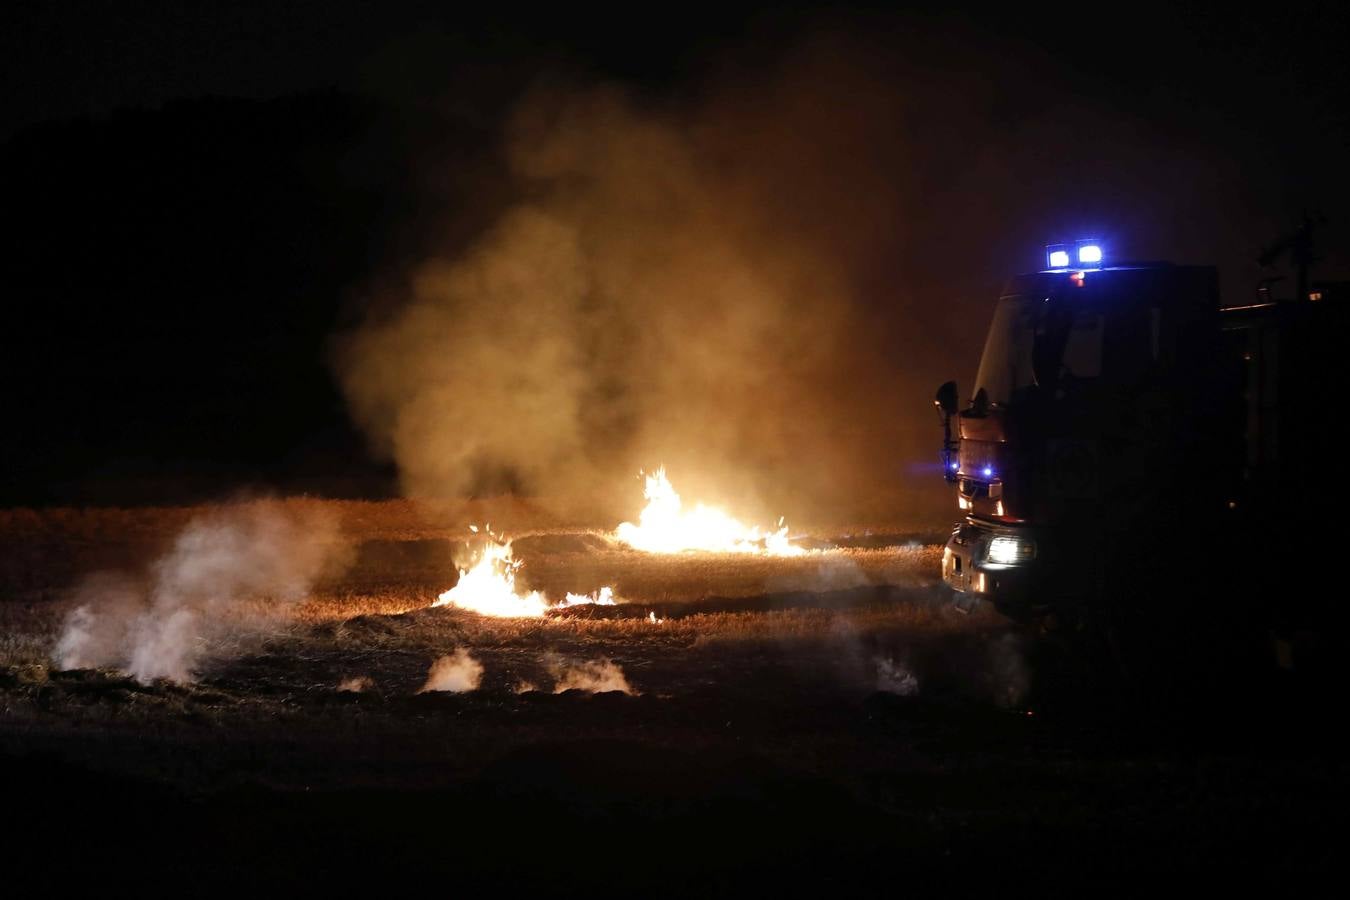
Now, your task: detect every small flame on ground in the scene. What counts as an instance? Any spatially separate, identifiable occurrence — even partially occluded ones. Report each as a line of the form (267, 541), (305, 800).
(560, 586), (617, 608)
(614, 467), (804, 555)
(433, 531), (549, 617)
(434, 528), (617, 617)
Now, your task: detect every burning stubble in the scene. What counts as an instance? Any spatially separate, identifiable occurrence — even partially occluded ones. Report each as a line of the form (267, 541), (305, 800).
(53, 501), (346, 684)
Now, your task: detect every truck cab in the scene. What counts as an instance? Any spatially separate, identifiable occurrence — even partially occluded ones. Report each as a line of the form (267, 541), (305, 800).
(937, 246), (1240, 624)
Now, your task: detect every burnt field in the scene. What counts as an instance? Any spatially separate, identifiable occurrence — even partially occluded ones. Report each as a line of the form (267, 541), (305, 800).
(0, 499), (1344, 893)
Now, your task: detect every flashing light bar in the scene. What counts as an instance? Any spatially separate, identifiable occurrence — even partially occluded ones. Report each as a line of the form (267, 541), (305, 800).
(1046, 239), (1104, 270)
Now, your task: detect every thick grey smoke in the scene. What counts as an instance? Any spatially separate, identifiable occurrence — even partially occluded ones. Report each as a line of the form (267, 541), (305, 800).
(54, 501), (344, 683)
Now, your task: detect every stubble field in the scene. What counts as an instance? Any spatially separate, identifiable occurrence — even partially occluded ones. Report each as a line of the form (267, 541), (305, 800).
(0, 499), (1342, 893)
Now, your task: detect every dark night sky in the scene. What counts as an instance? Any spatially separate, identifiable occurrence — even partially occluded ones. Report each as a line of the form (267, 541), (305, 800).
(7, 2), (1347, 274)
(4, 2), (1348, 508)
(5, 3), (1347, 140)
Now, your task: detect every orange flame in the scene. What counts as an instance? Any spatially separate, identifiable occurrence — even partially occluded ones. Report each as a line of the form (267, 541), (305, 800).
(433, 531), (549, 617)
(614, 467), (803, 555)
(434, 528), (617, 617)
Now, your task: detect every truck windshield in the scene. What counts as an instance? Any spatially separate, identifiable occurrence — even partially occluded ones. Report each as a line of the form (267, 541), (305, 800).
(974, 294), (1103, 405)
(974, 296), (1038, 405)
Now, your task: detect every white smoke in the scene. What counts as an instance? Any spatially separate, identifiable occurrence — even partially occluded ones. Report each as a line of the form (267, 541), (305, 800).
(765, 554), (870, 595)
(52, 501), (342, 684)
(419, 648), (483, 693)
(547, 654), (636, 694)
(987, 632), (1030, 708)
(874, 656), (919, 696)
(338, 676), (372, 693)
(53, 571), (144, 672)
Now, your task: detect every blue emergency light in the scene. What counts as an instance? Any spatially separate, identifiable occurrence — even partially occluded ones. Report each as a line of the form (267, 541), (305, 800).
(1046, 240), (1104, 270)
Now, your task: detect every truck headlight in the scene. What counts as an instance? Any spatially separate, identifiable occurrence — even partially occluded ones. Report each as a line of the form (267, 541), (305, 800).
(986, 535), (1035, 565)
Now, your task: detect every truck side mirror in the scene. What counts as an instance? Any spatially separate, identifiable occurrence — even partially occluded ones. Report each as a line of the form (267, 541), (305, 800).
(935, 381), (959, 482)
(935, 381), (959, 416)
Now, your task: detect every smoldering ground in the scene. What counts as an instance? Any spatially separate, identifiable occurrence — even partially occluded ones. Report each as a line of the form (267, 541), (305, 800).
(419, 648), (484, 692)
(53, 500), (348, 683)
(16, 497), (1029, 707)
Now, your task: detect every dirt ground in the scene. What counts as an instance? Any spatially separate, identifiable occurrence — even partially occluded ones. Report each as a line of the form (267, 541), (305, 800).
(0, 500), (1344, 894)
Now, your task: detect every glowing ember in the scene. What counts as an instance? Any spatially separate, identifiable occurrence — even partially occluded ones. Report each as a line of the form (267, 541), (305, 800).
(614, 467), (803, 555)
(433, 532), (549, 617)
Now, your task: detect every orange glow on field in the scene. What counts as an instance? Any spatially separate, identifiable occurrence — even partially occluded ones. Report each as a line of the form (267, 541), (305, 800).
(614, 467), (803, 555)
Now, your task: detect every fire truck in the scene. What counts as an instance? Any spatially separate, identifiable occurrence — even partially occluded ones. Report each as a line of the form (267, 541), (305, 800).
(935, 231), (1348, 676)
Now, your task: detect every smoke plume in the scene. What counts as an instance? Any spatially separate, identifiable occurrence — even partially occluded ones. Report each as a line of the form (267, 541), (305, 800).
(986, 632), (1030, 708)
(335, 23), (1271, 522)
(333, 37), (954, 522)
(419, 648), (484, 692)
(53, 501), (343, 683)
(338, 676), (373, 693)
(546, 654), (635, 694)
(875, 655), (919, 696)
